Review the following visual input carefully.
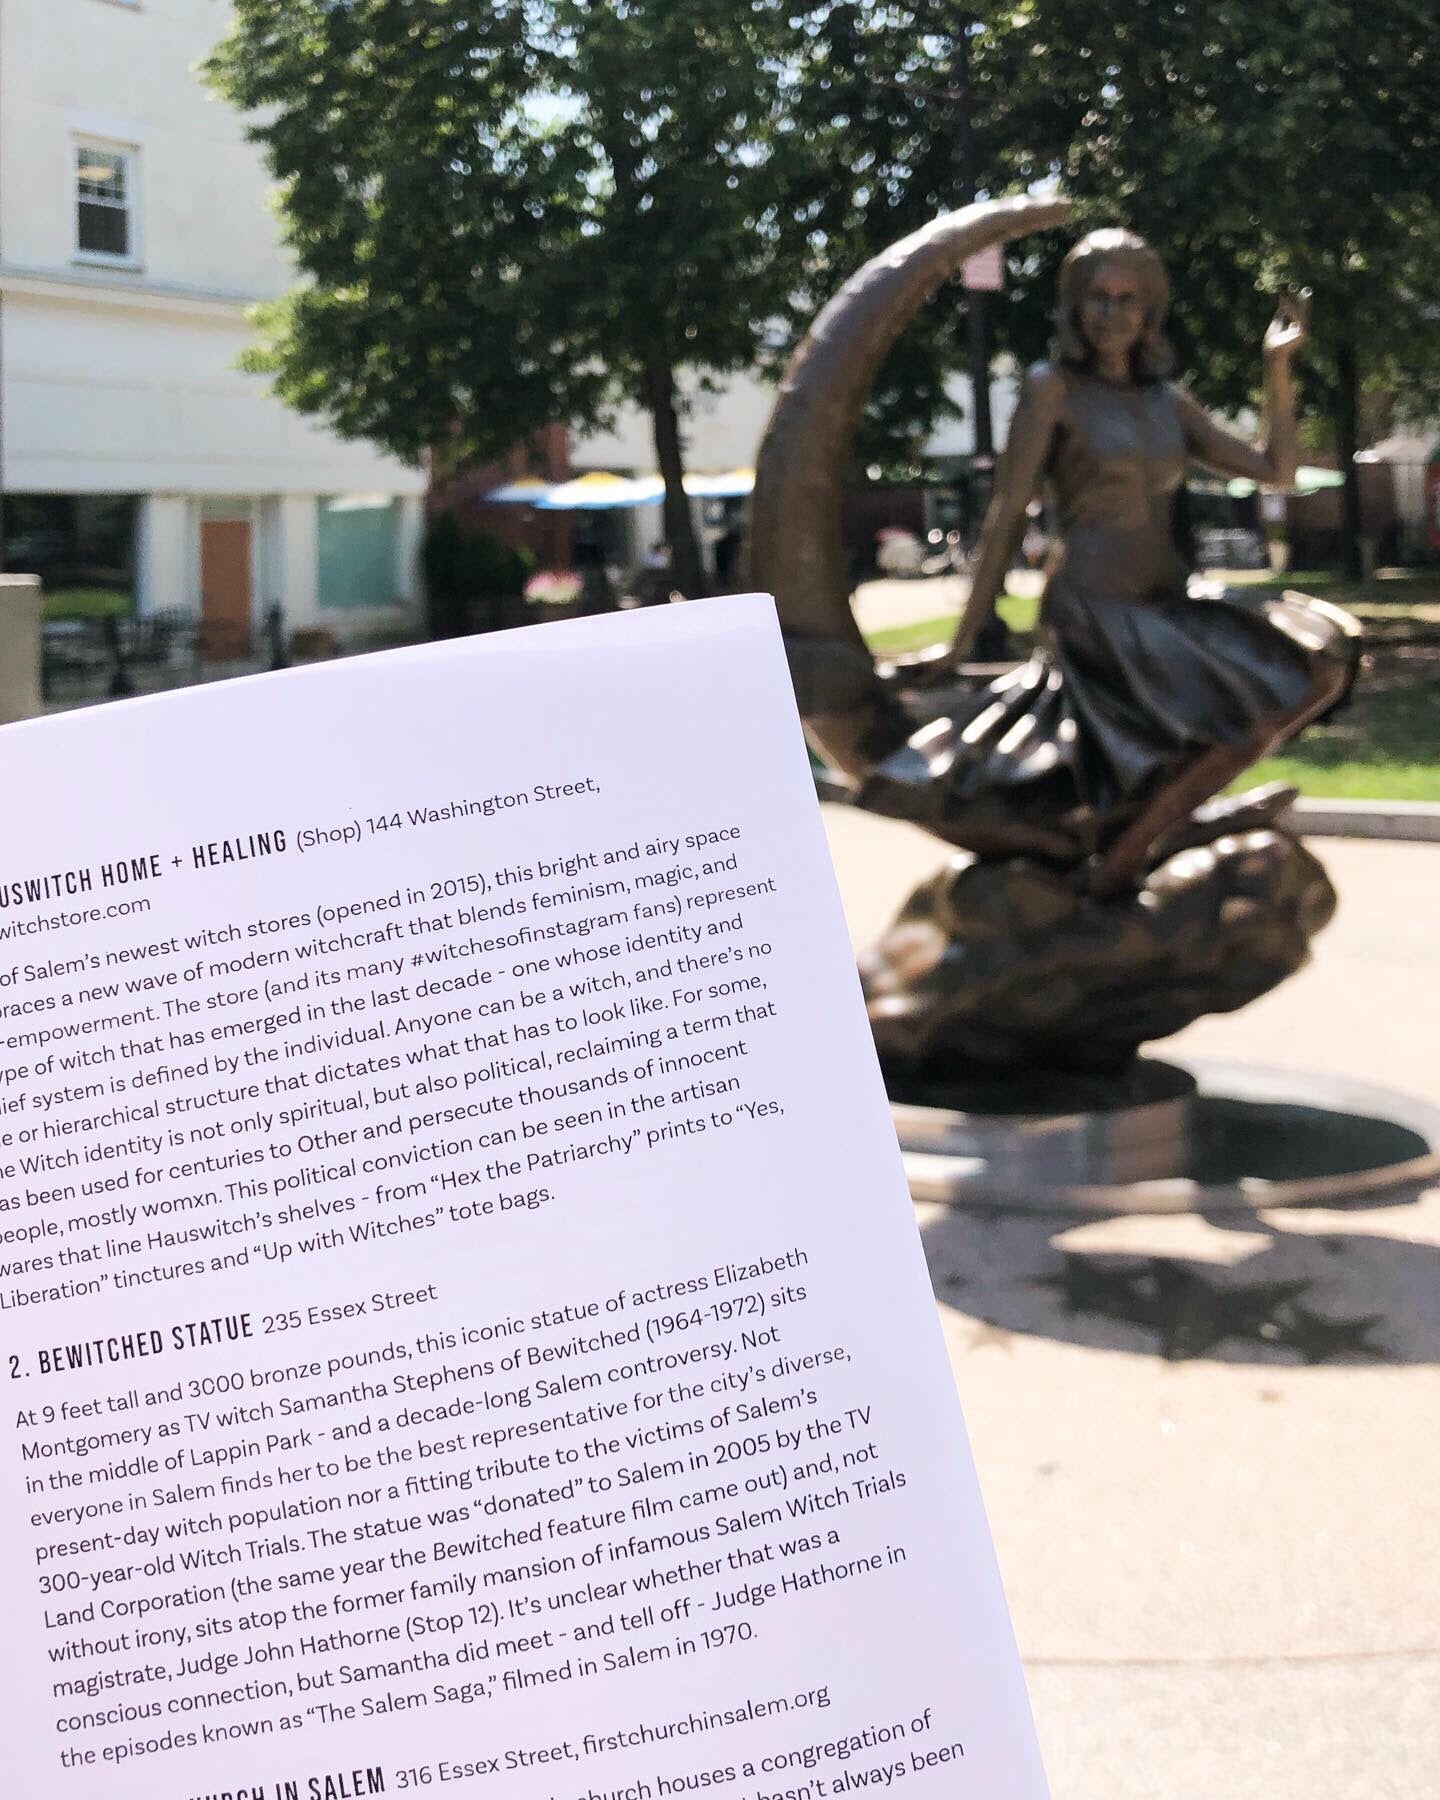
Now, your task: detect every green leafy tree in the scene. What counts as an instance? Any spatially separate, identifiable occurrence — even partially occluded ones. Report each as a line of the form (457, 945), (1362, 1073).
(207, 0), (807, 598)
(971, 1), (1440, 573)
(777, 4), (1067, 467)
(786, 4), (1440, 571)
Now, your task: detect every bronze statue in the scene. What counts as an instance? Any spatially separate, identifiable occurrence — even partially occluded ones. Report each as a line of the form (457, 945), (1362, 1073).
(749, 200), (1361, 1079)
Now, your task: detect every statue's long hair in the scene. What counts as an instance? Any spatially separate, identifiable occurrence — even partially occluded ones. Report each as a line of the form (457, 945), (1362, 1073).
(1055, 228), (1175, 383)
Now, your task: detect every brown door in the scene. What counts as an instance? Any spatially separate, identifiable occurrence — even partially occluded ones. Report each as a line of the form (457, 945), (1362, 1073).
(200, 518), (252, 658)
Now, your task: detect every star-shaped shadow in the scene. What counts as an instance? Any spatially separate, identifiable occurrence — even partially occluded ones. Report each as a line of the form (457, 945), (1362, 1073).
(1036, 1252), (1391, 1364)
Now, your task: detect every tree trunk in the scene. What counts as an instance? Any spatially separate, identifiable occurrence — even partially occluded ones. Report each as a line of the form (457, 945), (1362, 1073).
(1334, 331), (1363, 582)
(643, 354), (706, 599)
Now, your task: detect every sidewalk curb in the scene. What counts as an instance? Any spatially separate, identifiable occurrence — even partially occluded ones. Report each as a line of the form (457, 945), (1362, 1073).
(813, 777), (1440, 845)
(1284, 798), (1440, 842)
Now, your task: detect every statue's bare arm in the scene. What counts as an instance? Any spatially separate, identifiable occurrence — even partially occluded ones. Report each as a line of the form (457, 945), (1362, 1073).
(1171, 297), (1305, 490)
(948, 365), (1067, 662)
(1172, 382), (1298, 489)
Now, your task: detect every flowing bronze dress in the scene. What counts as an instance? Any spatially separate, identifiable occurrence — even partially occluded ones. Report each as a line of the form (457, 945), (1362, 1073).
(860, 367), (1358, 858)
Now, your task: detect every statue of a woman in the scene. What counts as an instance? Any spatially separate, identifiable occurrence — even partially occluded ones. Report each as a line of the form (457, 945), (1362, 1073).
(861, 228), (1357, 894)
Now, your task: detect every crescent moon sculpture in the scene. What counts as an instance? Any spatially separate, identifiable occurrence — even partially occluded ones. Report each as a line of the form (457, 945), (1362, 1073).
(747, 194), (1071, 780)
(747, 196), (1357, 1086)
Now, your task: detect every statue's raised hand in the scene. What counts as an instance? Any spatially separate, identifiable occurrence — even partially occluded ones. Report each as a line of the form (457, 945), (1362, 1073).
(1264, 288), (1310, 360)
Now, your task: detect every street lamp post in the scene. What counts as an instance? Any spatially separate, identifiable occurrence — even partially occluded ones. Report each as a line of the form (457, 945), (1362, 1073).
(950, 21), (993, 467)
(949, 18), (998, 532)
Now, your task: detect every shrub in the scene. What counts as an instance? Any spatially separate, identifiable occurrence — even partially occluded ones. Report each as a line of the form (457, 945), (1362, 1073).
(423, 513), (535, 636)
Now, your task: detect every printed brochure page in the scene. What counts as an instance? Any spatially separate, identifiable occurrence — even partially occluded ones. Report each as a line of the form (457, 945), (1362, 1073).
(0, 596), (1046, 1798)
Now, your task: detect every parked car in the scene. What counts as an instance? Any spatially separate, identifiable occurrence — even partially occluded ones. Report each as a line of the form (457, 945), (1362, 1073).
(1195, 526), (1267, 570)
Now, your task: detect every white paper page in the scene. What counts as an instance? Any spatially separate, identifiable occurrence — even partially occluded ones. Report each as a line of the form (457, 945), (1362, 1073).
(0, 595), (1046, 1798)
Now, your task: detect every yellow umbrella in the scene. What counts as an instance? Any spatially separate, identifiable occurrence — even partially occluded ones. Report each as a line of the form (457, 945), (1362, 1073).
(484, 476), (555, 503)
(683, 468), (756, 498)
(537, 472), (665, 510)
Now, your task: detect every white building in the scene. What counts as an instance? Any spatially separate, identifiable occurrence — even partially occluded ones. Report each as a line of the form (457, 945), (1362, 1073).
(0, 0), (426, 646)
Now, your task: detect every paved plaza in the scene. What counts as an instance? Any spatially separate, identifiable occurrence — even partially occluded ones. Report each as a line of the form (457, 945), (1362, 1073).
(825, 808), (1440, 1799)
(850, 569), (1048, 639)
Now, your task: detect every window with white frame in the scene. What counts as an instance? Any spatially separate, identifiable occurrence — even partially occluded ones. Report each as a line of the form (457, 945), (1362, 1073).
(75, 144), (137, 261)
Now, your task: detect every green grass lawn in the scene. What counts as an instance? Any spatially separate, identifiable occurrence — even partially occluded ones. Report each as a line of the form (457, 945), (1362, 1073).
(862, 572), (1440, 802)
(1214, 567), (1439, 608)
(1241, 752), (1440, 801)
(43, 587), (133, 619)
(1208, 573), (1440, 800)
(866, 591), (1038, 655)
(1244, 648), (1440, 800)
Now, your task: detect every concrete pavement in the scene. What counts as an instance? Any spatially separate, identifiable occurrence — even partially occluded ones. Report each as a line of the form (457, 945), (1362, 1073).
(824, 807), (1440, 1799)
(851, 572), (965, 637)
(850, 569), (1047, 638)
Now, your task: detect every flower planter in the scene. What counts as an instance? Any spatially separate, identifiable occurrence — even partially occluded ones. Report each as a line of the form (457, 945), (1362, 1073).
(529, 601), (577, 626)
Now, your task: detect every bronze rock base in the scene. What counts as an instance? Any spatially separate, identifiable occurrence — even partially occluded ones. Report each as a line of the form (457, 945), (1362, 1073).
(862, 824), (1337, 1081)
